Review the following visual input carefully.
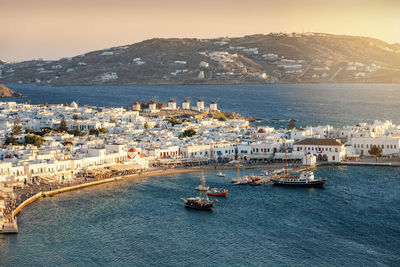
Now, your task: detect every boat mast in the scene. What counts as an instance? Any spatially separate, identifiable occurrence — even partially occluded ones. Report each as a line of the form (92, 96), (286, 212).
(200, 171), (208, 200)
(285, 147), (288, 177)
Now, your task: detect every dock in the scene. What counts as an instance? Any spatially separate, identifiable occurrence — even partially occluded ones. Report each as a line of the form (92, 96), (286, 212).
(0, 217), (18, 234)
(340, 162), (392, 166)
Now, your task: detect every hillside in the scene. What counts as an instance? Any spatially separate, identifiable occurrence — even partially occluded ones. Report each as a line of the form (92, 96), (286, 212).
(0, 83), (23, 98)
(0, 33), (399, 85)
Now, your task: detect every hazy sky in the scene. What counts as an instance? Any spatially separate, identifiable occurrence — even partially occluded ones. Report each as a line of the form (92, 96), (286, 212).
(1, 0), (399, 62)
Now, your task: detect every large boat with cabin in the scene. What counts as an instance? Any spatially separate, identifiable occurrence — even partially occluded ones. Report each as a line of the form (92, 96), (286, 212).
(182, 173), (215, 210)
(271, 170), (326, 188)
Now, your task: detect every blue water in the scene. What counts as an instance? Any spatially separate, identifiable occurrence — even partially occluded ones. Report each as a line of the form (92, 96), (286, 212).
(1, 83), (400, 265)
(3, 83), (400, 128)
(1, 166), (400, 266)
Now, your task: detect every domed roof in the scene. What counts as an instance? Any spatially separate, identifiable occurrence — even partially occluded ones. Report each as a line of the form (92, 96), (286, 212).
(258, 128), (267, 133)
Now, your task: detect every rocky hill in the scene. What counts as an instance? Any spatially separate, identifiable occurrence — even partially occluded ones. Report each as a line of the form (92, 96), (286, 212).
(1, 33), (399, 85)
(0, 83), (23, 98)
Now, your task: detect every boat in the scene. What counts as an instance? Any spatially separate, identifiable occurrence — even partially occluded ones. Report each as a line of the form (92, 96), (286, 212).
(271, 170), (326, 188)
(195, 184), (209, 191)
(271, 150), (327, 188)
(217, 172), (226, 177)
(182, 172), (215, 210)
(207, 188), (228, 197)
(230, 166), (250, 184)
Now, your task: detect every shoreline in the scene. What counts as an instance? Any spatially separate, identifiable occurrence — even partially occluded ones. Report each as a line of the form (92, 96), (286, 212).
(3, 161), (398, 234)
(2, 164), (278, 234)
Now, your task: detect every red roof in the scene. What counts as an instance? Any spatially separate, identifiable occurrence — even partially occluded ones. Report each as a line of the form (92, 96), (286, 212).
(128, 148), (137, 152)
(258, 128), (266, 133)
(294, 138), (344, 146)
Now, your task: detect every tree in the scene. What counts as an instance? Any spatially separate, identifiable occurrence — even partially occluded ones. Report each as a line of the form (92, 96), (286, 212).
(63, 102), (69, 107)
(24, 135), (44, 147)
(4, 137), (19, 146)
(89, 128), (107, 136)
(27, 99), (32, 104)
(12, 117), (23, 135)
(62, 140), (73, 146)
(72, 114), (79, 120)
(179, 128), (196, 138)
(168, 117), (181, 126)
(288, 119), (297, 130)
(59, 116), (68, 132)
(44, 102), (49, 107)
(368, 145), (382, 157)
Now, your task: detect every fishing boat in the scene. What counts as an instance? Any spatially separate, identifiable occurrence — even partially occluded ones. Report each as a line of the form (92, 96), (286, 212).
(182, 172), (215, 210)
(217, 172), (226, 177)
(207, 188), (228, 197)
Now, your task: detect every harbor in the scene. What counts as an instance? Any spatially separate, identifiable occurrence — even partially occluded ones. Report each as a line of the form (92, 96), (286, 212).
(2, 165), (400, 266)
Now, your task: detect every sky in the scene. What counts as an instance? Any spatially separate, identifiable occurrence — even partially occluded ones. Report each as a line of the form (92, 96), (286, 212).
(1, 0), (399, 62)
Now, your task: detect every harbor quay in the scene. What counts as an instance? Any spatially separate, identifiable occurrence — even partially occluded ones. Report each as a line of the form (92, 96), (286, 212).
(1, 99), (400, 233)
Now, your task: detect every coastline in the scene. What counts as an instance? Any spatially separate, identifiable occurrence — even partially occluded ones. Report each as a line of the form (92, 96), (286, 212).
(3, 164), (277, 233)
(4, 161), (399, 234)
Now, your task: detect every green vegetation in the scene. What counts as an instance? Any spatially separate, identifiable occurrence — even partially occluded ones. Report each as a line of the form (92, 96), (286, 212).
(59, 116), (68, 132)
(168, 117), (181, 126)
(179, 128), (196, 138)
(4, 137), (20, 146)
(12, 117), (23, 135)
(68, 129), (85, 136)
(213, 111), (228, 121)
(24, 134), (45, 147)
(288, 119), (297, 130)
(62, 140), (73, 146)
(89, 128), (109, 136)
(368, 145), (382, 157)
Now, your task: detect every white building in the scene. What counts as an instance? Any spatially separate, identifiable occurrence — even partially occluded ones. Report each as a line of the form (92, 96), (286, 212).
(350, 135), (400, 156)
(210, 101), (218, 111)
(197, 99), (205, 110)
(293, 138), (346, 162)
(168, 100), (177, 110)
(149, 101), (157, 113)
(182, 99), (190, 110)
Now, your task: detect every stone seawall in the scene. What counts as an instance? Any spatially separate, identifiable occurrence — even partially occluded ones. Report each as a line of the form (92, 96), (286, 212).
(12, 176), (123, 220)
